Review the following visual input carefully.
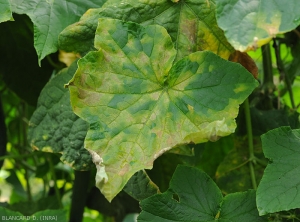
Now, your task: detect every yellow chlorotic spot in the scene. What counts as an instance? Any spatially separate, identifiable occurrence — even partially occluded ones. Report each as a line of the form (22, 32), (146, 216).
(234, 84), (247, 93)
(42, 135), (48, 140)
(42, 146), (53, 152)
(188, 104), (194, 112)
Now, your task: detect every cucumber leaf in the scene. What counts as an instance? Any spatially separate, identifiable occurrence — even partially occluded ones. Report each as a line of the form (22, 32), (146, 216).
(215, 0), (300, 51)
(138, 165), (265, 222)
(67, 18), (258, 201)
(9, 0), (107, 64)
(257, 126), (300, 215)
(28, 62), (93, 171)
(0, 0), (13, 23)
(59, 0), (234, 61)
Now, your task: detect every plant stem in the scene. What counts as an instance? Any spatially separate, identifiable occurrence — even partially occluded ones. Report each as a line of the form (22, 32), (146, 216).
(69, 170), (90, 222)
(244, 98), (257, 189)
(273, 39), (296, 109)
(24, 167), (32, 202)
(262, 44), (274, 86)
(48, 156), (63, 208)
(0, 96), (7, 169)
(261, 44), (275, 110)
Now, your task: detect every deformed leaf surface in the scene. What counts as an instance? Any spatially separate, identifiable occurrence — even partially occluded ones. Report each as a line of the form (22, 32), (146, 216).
(138, 165), (265, 222)
(257, 126), (300, 215)
(28, 62), (93, 171)
(216, 0), (300, 51)
(68, 18), (258, 201)
(59, 0), (234, 61)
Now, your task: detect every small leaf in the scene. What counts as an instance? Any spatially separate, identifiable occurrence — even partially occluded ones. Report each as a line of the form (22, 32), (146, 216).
(138, 165), (265, 222)
(28, 62), (93, 170)
(0, 0), (13, 23)
(216, 0), (300, 51)
(124, 170), (160, 201)
(68, 18), (257, 201)
(59, 0), (234, 61)
(10, 0), (107, 64)
(257, 126), (300, 215)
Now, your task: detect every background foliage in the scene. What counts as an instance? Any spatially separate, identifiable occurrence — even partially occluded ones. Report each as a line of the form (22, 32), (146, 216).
(1, 0), (300, 221)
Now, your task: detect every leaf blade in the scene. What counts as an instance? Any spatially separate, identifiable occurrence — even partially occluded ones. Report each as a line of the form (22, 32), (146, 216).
(10, 0), (107, 64)
(257, 126), (300, 215)
(28, 62), (93, 171)
(0, 0), (13, 23)
(216, 0), (300, 51)
(138, 165), (265, 222)
(68, 18), (258, 201)
(59, 0), (234, 60)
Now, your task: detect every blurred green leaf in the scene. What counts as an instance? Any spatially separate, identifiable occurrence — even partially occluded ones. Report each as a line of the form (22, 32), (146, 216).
(30, 209), (67, 222)
(0, 0), (13, 23)
(197, 135), (233, 178)
(7, 196), (61, 216)
(216, 137), (265, 194)
(0, 207), (67, 222)
(216, 0), (300, 51)
(0, 206), (23, 218)
(251, 107), (299, 136)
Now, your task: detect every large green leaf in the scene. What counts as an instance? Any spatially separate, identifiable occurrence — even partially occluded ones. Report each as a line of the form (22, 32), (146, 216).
(138, 165), (265, 222)
(215, 0), (300, 51)
(67, 18), (258, 201)
(0, 0), (12, 23)
(59, 0), (234, 61)
(257, 126), (300, 215)
(28, 62), (93, 171)
(9, 0), (107, 64)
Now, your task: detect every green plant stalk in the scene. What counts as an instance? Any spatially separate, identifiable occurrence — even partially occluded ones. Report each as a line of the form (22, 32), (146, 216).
(261, 44), (275, 110)
(20, 102), (33, 202)
(273, 39), (296, 109)
(261, 44), (274, 87)
(24, 168), (32, 202)
(48, 156), (63, 208)
(244, 98), (257, 189)
(69, 170), (90, 222)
